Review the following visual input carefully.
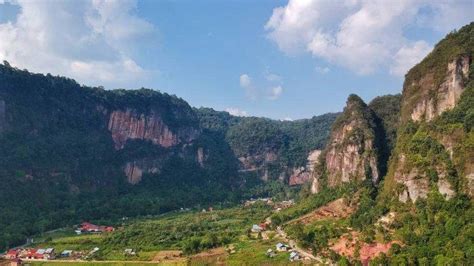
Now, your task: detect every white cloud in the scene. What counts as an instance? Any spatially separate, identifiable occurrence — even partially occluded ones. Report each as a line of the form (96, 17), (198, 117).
(0, 0), (155, 87)
(390, 40), (432, 76)
(239, 73), (284, 101)
(265, 0), (472, 76)
(225, 107), (248, 117)
(239, 74), (251, 88)
(268, 86), (283, 100)
(239, 73), (258, 100)
(315, 66), (330, 74)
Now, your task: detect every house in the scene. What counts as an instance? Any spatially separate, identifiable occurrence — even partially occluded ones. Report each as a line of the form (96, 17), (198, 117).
(89, 247), (100, 255)
(276, 243), (289, 252)
(34, 249), (45, 260)
(79, 222), (115, 233)
(251, 224), (263, 233)
(266, 249), (276, 258)
(289, 251), (300, 261)
(80, 222), (101, 232)
(60, 250), (73, 257)
(124, 249), (136, 256)
(44, 248), (55, 260)
(5, 250), (19, 260)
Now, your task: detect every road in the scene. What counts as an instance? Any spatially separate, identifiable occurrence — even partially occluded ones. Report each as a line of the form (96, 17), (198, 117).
(275, 226), (325, 264)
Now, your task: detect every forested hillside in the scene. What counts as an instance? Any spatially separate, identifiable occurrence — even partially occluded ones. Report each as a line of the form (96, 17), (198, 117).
(0, 63), (242, 249)
(285, 23), (474, 265)
(0, 63), (337, 250)
(197, 108), (338, 182)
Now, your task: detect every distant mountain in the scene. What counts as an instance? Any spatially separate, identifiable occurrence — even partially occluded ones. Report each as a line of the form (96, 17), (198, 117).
(196, 108), (338, 185)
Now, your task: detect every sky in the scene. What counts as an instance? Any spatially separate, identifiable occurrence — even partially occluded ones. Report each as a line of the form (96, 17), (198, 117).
(0, 0), (472, 120)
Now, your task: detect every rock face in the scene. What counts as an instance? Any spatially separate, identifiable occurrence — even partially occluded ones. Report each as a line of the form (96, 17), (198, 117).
(108, 109), (199, 149)
(124, 161), (160, 184)
(238, 151), (279, 181)
(384, 23), (473, 202)
(311, 95), (381, 194)
(288, 150), (321, 186)
(0, 99), (5, 133)
(406, 56), (470, 122)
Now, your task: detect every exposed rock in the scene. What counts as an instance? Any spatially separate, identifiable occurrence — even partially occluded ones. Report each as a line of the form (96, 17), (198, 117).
(312, 95), (381, 193)
(237, 151), (278, 180)
(0, 99), (5, 133)
(466, 173), (474, 197)
(289, 167), (311, 186)
(289, 150), (322, 186)
(306, 150), (321, 172)
(124, 161), (160, 185)
(197, 147), (205, 167)
(408, 55), (470, 122)
(124, 162), (144, 184)
(437, 179), (455, 199)
(108, 109), (199, 149)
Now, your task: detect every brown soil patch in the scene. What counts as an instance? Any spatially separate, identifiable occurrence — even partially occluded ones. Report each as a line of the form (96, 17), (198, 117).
(330, 232), (397, 264)
(190, 247), (228, 265)
(289, 198), (355, 225)
(152, 250), (185, 263)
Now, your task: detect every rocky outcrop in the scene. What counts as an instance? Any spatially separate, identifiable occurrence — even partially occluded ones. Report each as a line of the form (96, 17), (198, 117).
(311, 95), (381, 193)
(197, 147), (205, 167)
(124, 161), (160, 184)
(384, 23), (473, 202)
(0, 99), (5, 133)
(307, 150), (321, 172)
(237, 151), (278, 181)
(289, 167), (311, 186)
(108, 109), (199, 149)
(405, 56), (470, 122)
(289, 149), (322, 186)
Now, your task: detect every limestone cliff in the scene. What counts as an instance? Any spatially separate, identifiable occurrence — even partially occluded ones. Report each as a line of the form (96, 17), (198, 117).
(124, 161), (161, 184)
(384, 23), (473, 201)
(403, 55), (470, 122)
(288, 150), (321, 186)
(108, 108), (200, 150)
(311, 95), (381, 193)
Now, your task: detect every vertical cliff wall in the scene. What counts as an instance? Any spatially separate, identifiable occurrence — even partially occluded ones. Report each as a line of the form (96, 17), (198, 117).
(108, 108), (200, 150)
(404, 56), (470, 122)
(383, 23), (473, 202)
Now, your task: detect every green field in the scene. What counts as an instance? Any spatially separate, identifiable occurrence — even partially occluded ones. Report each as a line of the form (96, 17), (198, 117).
(25, 203), (302, 265)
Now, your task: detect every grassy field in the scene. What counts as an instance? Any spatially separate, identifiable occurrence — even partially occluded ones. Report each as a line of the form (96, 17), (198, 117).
(24, 203), (300, 265)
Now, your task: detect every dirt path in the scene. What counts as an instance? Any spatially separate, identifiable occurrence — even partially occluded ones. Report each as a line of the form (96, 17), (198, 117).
(275, 226), (325, 264)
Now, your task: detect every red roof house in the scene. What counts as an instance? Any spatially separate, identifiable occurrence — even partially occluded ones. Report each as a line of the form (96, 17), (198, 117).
(5, 249), (19, 259)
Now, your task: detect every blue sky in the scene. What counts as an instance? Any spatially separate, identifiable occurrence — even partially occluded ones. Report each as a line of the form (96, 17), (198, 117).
(0, 0), (472, 119)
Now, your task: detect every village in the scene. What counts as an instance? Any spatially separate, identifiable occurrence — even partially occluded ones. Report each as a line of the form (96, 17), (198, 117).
(1, 222), (118, 265)
(1, 197), (325, 265)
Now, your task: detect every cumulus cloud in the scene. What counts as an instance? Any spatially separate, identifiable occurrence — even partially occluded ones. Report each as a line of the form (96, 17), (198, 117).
(390, 40), (432, 76)
(0, 0), (155, 87)
(265, 0), (472, 76)
(239, 73), (258, 100)
(239, 73), (284, 101)
(268, 86), (283, 100)
(225, 107), (248, 117)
